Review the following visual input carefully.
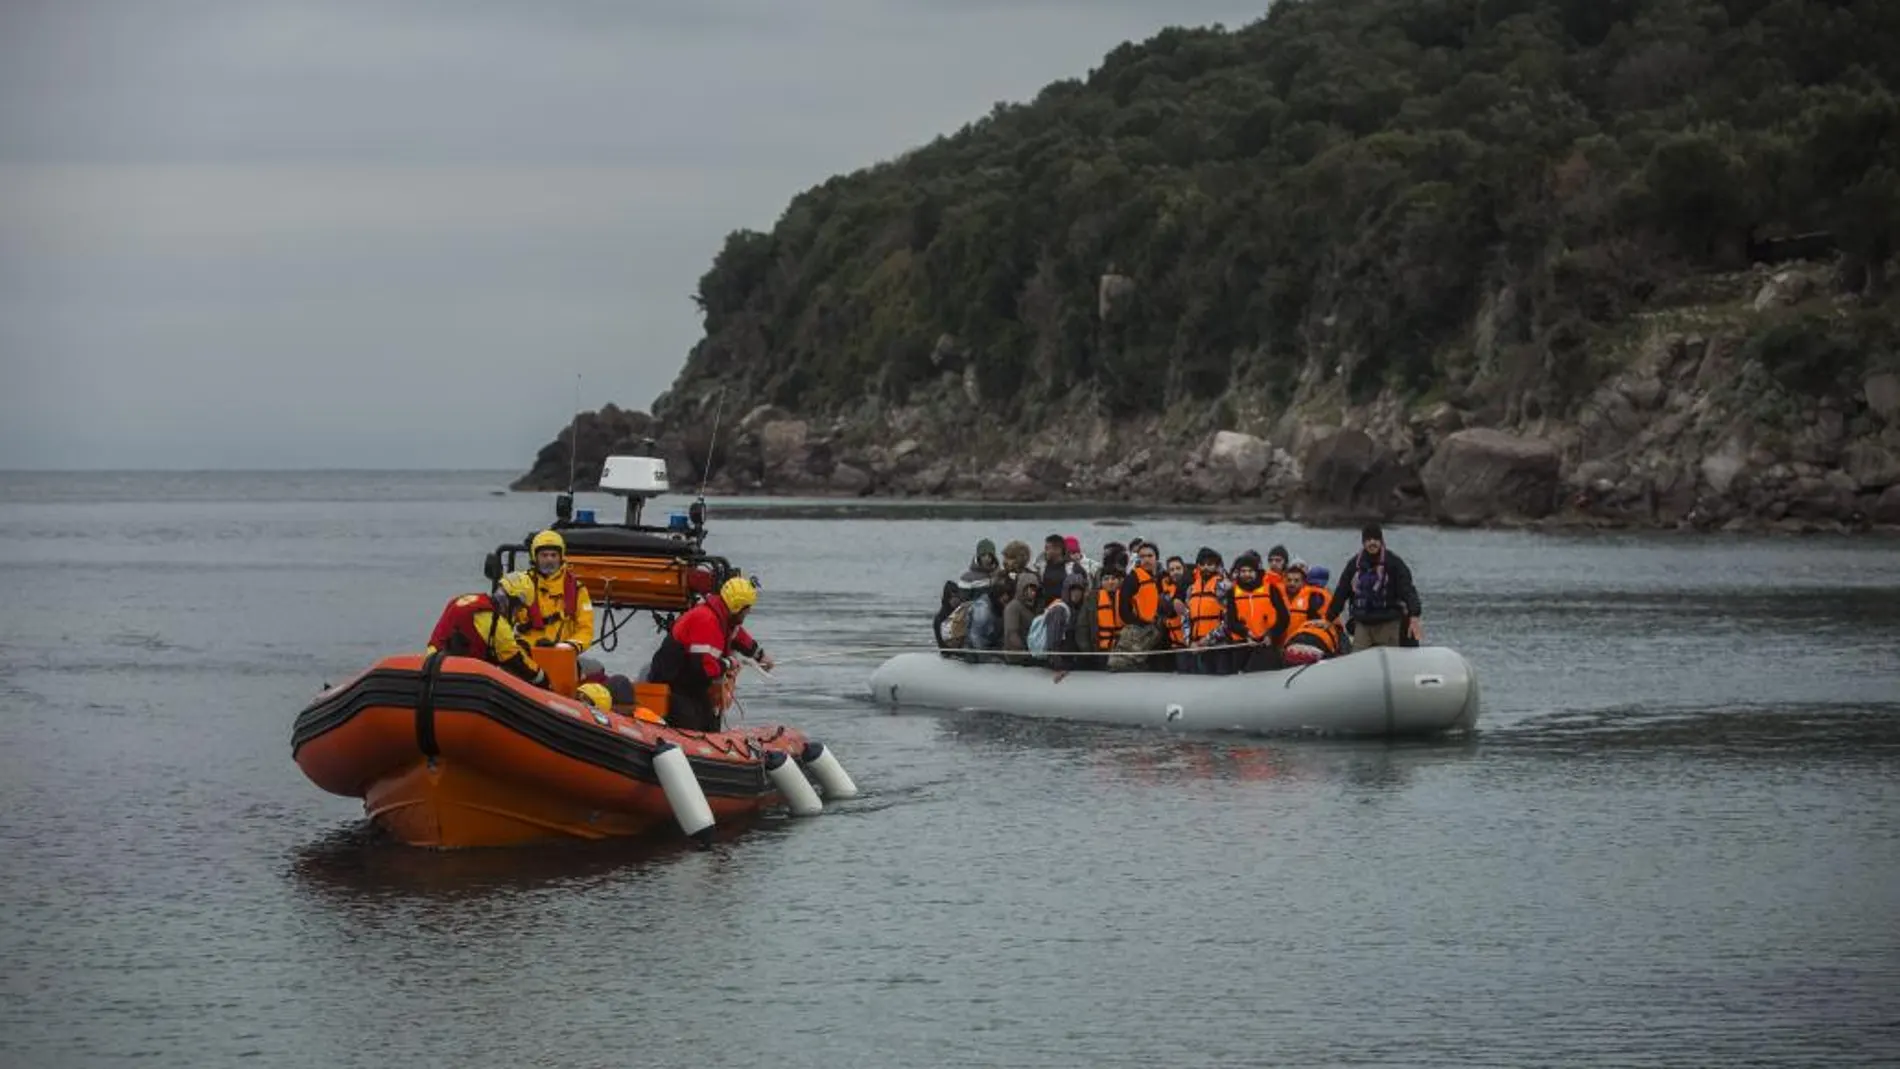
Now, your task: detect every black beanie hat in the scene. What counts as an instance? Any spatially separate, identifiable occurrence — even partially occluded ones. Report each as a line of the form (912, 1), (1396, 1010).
(1361, 523), (1384, 542)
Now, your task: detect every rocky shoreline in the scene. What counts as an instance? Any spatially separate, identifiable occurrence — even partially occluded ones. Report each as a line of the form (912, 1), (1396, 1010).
(517, 264), (1900, 535)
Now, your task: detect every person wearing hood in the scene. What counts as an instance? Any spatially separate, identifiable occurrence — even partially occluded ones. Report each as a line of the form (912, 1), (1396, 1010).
(958, 539), (1000, 597)
(1325, 523), (1423, 649)
(1001, 571), (1043, 666)
(933, 580), (964, 651)
(965, 571), (1011, 656)
(1224, 550), (1291, 673)
(1037, 572), (1091, 671)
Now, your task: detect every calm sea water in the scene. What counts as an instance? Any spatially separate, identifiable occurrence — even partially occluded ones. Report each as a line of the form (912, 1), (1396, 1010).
(2, 470), (1897, 1068)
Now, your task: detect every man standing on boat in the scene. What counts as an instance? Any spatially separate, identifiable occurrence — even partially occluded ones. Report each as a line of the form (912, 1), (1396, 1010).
(516, 529), (596, 652)
(425, 572), (549, 687)
(645, 576), (774, 732)
(1325, 523), (1423, 650)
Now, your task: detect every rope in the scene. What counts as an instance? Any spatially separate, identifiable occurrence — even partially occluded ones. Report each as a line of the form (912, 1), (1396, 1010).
(764, 636), (1309, 666)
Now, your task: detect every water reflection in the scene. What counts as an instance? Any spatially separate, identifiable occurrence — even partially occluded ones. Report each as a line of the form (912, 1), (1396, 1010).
(286, 819), (786, 903)
(933, 707), (1481, 788)
(1492, 703), (1900, 759)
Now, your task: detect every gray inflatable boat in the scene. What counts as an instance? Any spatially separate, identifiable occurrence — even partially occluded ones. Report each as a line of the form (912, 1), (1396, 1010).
(866, 646), (1480, 737)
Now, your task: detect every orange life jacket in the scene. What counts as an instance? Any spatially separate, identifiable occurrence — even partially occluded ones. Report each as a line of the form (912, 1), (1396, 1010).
(1285, 619), (1342, 656)
(1187, 572), (1225, 642)
(1229, 584), (1282, 643)
(1283, 584), (1332, 636)
(1162, 574), (1187, 645)
(1125, 565), (1161, 625)
(1094, 588), (1124, 651)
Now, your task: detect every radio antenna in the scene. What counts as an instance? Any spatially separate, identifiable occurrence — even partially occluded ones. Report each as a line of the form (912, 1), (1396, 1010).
(696, 388), (725, 500)
(566, 373), (582, 495)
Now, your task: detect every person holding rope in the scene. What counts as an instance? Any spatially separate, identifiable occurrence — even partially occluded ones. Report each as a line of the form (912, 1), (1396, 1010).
(645, 576), (774, 732)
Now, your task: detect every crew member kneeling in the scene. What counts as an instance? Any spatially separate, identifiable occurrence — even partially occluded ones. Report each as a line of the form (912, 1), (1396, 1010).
(426, 572), (548, 687)
(645, 576), (774, 732)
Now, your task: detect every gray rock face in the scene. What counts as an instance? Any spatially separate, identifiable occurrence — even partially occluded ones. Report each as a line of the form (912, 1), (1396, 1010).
(1872, 485), (1900, 525)
(1866, 372), (1900, 425)
(1193, 430), (1273, 498)
(1298, 429), (1409, 521)
(1421, 428), (1561, 525)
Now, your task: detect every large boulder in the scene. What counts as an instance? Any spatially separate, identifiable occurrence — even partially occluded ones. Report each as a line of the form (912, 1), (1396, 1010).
(758, 419), (810, 478)
(1193, 430), (1273, 498)
(829, 462), (873, 495)
(1297, 428), (1417, 521)
(1872, 485), (1900, 525)
(1866, 372), (1900, 425)
(1842, 441), (1900, 490)
(1421, 428), (1561, 525)
(1752, 269), (1815, 312)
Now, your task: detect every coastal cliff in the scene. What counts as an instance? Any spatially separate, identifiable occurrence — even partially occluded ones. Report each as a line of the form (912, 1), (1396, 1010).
(516, 0), (1900, 531)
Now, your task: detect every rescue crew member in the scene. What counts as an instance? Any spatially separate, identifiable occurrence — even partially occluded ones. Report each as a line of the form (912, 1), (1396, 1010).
(516, 529), (596, 651)
(425, 572), (548, 686)
(1325, 523), (1423, 649)
(1281, 559), (1332, 637)
(645, 576), (774, 732)
(1224, 551), (1291, 672)
(577, 682), (614, 712)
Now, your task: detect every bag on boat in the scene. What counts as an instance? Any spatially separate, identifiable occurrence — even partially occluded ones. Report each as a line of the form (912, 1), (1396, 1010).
(1026, 609), (1051, 660)
(940, 601), (973, 650)
(1107, 622), (1159, 671)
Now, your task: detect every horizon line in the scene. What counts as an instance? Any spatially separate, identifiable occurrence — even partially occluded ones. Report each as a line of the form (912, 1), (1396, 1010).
(0, 466), (528, 475)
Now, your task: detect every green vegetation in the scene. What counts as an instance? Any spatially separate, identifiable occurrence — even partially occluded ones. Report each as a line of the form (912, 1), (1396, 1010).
(668, 0), (1900, 425)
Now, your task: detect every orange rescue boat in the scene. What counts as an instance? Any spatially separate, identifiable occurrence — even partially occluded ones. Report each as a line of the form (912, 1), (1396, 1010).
(291, 449), (856, 848)
(292, 651), (833, 848)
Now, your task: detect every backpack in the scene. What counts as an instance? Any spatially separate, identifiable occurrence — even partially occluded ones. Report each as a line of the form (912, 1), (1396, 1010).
(940, 601), (973, 649)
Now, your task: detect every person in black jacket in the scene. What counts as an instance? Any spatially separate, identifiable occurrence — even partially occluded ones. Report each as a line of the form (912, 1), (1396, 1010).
(1325, 523), (1424, 650)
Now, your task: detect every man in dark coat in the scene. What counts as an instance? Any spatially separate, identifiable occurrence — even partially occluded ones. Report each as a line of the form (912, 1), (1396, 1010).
(1325, 523), (1423, 650)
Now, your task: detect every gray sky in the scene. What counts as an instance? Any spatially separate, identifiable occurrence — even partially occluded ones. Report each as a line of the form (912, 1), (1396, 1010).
(0, 0), (1267, 470)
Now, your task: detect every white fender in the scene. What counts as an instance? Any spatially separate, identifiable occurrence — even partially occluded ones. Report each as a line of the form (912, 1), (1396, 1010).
(800, 741), (859, 800)
(653, 743), (715, 843)
(763, 751), (823, 817)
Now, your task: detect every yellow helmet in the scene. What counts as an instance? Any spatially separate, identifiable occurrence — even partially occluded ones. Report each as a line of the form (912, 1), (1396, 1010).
(497, 570), (535, 604)
(576, 682), (612, 711)
(719, 576), (757, 612)
(530, 530), (566, 556)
